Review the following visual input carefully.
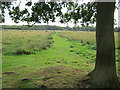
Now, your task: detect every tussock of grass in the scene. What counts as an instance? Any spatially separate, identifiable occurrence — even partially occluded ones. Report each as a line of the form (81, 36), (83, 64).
(15, 49), (34, 55)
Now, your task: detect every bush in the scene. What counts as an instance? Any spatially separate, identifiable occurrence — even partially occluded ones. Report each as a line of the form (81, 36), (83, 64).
(15, 50), (34, 55)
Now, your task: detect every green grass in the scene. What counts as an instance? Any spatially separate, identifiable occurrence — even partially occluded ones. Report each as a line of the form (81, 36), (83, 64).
(58, 31), (120, 76)
(2, 30), (119, 88)
(59, 31), (119, 62)
(3, 31), (95, 88)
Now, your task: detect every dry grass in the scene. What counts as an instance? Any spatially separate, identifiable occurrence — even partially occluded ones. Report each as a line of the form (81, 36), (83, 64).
(59, 31), (119, 48)
(2, 30), (53, 55)
(59, 31), (96, 44)
(16, 65), (88, 88)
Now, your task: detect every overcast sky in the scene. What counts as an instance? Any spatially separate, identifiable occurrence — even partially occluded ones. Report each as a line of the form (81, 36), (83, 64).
(1, 0), (119, 27)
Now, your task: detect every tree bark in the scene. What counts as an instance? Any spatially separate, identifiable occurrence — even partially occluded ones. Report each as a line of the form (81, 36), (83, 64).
(91, 2), (120, 88)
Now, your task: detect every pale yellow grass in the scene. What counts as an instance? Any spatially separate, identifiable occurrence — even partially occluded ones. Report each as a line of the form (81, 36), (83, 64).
(59, 31), (119, 48)
(2, 30), (53, 55)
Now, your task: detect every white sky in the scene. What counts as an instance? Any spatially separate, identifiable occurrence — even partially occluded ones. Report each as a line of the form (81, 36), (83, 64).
(0, 0), (119, 27)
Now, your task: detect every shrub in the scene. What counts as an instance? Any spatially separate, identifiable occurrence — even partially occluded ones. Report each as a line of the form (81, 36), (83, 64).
(15, 50), (33, 55)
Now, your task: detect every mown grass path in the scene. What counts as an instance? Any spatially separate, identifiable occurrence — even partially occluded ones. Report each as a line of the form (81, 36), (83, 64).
(3, 33), (94, 88)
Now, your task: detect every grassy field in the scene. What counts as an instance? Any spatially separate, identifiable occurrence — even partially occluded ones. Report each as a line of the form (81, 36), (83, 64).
(2, 30), (53, 55)
(59, 31), (119, 48)
(59, 31), (120, 61)
(2, 30), (120, 88)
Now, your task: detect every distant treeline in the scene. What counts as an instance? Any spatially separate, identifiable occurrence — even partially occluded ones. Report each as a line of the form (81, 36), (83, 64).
(1, 25), (65, 30)
(1, 25), (120, 32)
(70, 26), (96, 31)
(69, 26), (120, 32)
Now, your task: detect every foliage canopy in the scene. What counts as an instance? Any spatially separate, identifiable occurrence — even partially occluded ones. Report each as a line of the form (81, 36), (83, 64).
(0, 1), (97, 26)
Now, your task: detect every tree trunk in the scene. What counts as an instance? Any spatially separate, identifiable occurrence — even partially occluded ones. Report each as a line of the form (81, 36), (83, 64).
(91, 2), (120, 88)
